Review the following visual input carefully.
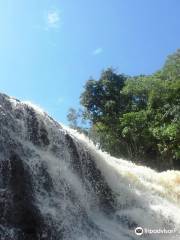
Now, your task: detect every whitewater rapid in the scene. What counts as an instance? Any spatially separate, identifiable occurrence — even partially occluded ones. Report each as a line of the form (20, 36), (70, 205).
(0, 93), (180, 240)
(63, 126), (180, 240)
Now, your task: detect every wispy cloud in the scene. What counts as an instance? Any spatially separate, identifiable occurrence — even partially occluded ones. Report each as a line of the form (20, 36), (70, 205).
(92, 47), (103, 56)
(32, 9), (61, 31)
(47, 10), (60, 29)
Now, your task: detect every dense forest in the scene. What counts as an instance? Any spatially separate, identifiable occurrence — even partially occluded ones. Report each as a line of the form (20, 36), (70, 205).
(67, 50), (180, 171)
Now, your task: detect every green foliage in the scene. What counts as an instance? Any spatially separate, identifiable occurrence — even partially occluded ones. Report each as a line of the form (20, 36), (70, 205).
(66, 108), (89, 135)
(68, 50), (180, 170)
(80, 68), (128, 124)
(80, 68), (130, 157)
(161, 49), (180, 80)
(67, 108), (79, 129)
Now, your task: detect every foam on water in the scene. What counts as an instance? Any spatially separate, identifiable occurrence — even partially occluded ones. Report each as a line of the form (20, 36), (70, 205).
(1, 94), (180, 240)
(64, 127), (180, 235)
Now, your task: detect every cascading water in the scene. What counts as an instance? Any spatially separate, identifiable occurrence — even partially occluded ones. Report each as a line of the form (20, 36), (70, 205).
(0, 92), (180, 240)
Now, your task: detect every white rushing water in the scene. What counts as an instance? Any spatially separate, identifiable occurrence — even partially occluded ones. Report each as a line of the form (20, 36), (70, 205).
(0, 94), (180, 240)
(63, 127), (180, 240)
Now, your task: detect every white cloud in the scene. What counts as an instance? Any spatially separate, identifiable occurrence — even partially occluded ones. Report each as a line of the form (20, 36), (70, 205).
(92, 47), (103, 55)
(47, 10), (60, 29)
(32, 9), (61, 31)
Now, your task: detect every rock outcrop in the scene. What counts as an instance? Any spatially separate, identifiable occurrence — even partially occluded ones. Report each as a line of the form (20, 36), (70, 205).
(0, 93), (114, 240)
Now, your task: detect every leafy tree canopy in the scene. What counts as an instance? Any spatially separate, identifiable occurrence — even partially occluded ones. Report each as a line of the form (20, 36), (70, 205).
(67, 50), (180, 171)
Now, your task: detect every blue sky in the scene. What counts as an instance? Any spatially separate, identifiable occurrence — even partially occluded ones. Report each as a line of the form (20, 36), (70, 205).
(0, 0), (179, 124)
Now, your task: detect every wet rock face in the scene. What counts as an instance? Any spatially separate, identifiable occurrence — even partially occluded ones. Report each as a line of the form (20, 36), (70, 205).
(65, 134), (115, 213)
(0, 93), (115, 240)
(0, 154), (44, 240)
(0, 94), (61, 239)
(26, 107), (50, 147)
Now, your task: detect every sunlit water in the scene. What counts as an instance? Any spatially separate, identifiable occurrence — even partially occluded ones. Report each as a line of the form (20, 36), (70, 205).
(0, 94), (180, 240)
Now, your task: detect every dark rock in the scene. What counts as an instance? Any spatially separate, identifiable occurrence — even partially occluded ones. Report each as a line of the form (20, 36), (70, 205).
(0, 93), (123, 240)
(65, 134), (115, 213)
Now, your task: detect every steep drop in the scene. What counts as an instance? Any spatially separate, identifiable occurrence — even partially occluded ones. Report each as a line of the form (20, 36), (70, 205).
(0, 93), (180, 240)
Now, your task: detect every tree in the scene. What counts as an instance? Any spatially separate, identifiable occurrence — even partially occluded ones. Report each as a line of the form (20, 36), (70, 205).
(67, 108), (79, 129)
(161, 49), (180, 81)
(80, 68), (130, 157)
(70, 49), (180, 170)
(80, 68), (128, 124)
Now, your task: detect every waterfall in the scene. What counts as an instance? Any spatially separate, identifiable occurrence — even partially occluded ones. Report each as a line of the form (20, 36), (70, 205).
(0, 92), (180, 240)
